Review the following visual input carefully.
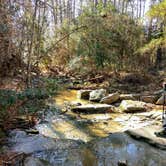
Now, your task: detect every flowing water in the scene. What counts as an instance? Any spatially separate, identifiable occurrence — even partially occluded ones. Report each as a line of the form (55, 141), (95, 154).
(6, 90), (166, 166)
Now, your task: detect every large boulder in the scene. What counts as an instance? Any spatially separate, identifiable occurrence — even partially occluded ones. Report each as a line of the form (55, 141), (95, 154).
(71, 104), (115, 113)
(100, 92), (120, 104)
(156, 95), (166, 105)
(89, 89), (106, 102)
(119, 100), (146, 113)
(119, 94), (140, 101)
(77, 90), (92, 100)
(140, 95), (157, 104)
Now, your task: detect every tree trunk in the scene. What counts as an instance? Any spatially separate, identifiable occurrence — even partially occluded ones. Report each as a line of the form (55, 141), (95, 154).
(59, 0), (63, 23)
(26, 0), (38, 87)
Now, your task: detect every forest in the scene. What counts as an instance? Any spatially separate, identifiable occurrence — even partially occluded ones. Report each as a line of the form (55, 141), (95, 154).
(0, 0), (166, 165)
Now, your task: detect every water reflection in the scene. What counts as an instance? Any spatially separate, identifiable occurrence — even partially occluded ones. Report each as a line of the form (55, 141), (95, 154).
(9, 130), (166, 166)
(90, 133), (166, 166)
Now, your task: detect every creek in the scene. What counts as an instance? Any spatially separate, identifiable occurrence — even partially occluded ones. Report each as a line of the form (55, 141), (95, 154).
(4, 90), (166, 166)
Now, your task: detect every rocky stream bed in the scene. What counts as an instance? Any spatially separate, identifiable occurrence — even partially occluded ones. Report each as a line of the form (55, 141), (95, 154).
(1, 89), (166, 166)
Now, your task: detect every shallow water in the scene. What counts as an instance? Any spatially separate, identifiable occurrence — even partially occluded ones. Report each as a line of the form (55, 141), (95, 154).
(35, 90), (124, 141)
(6, 90), (166, 166)
(8, 130), (166, 166)
(90, 133), (166, 166)
(54, 90), (90, 107)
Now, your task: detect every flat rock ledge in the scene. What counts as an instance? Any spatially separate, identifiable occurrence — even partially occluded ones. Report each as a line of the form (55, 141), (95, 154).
(126, 125), (166, 150)
(71, 104), (115, 113)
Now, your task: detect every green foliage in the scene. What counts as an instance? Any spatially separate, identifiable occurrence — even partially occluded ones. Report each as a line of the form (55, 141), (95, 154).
(147, 0), (166, 39)
(139, 0), (166, 64)
(19, 88), (49, 100)
(0, 90), (18, 118)
(42, 78), (60, 95)
(18, 99), (46, 114)
(138, 37), (166, 54)
(0, 78), (60, 121)
(148, 0), (166, 21)
(77, 8), (144, 70)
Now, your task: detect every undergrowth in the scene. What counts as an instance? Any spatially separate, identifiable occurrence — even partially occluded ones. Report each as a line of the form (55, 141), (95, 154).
(0, 78), (60, 133)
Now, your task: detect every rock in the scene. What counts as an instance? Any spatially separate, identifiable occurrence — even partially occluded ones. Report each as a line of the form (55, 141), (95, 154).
(71, 104), (115, 113)
(156, 95), (166, 105)
(77, 90), (92, 100)
(89, 89), (106, 102)
(80, 114), (112, 121)
(126, 125), (166, 149)
(119, 100), (146, 113)
(151, 112), (162, 121)
(140, 111), (162, 121)
(25, 129), (39, 135)
(114, 102), (121, 107)
(100, 92), (119, 104)
(64, 101), (82, 107)
(140, 95), (157, 104)
(24, 157), (50, 166)
(9, 131), (82, 153)
(118, 160), (127, 166)
(119, 94), (140, 101)
(9, 135), (58, 154)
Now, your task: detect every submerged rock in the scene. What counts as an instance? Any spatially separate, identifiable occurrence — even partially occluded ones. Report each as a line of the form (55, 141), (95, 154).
(8, 130), (83, 154)
(89, 89), (106, 102)
(77, 90), (92, 100)
(100, 92), (120, 104)
(71, 104), (115, 113)
(119, 100), (146, 113)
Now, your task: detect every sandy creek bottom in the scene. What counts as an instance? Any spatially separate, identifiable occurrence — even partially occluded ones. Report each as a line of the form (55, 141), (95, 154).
(6, 90), (166, 166)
